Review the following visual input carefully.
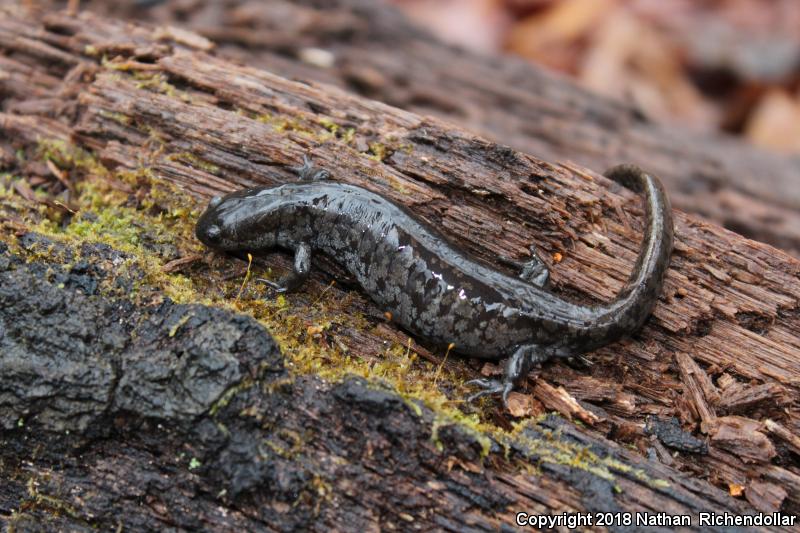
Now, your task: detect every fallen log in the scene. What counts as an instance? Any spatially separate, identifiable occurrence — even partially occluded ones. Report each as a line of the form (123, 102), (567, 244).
(1, 5), (799, 530)
(38, 0), (800, 257)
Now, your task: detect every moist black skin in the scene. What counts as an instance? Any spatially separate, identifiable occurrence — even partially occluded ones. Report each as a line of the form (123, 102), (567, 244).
(196, 158), (674, 406)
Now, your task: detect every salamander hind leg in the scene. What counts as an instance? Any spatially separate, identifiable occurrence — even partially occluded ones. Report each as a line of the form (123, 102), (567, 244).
(466, 345), (548, 408)
(292, 155), (331, 181)
(496, 244), (550, 288)
(518, 244), (550, 288)
(258, 242), (312, 293)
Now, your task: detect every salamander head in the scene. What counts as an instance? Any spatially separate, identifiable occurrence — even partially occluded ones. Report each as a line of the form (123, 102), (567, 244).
(196, 187), (287, 252)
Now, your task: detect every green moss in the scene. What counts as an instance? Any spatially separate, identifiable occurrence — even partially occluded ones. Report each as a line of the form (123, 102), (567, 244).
(167, 152), (220, 174)
(208, 378), (256, 417)
(123, 70), (195, 103)
(168, 312), (193, 337)
(367, 142), (388, 162)
(317, 118), (356, 145)
(253, 111), (371, 154)
(263, 429), (305, 460)
(384, 173), (410, 194)
(99, 110), (132, 126)
(429, 412), (491, 458)
(101, 56), (133, 71)
(341, 128), (356, 144)
(273, 117), (316, 138)
(2, 141), (202, 305)
(310, 474), (332, 498)
(501, 419), (670, 490)
(133, 71), (174, 94)
(36, 139), (109, 179)
(24, 477), (82, 522)
(68, 209), (141, 246)
(649, 478), (671, 489)
(254, 112), (273, 124)
(318, 117), (339, 135)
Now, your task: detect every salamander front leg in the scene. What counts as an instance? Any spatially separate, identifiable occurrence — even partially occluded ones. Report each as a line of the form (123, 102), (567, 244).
(466, 345), (546, 408)
(292, 155), (331, 181)
(259, 242), (312, 293)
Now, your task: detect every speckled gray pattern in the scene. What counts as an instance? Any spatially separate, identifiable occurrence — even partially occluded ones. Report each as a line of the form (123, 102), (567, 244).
(196, 161), (673, 405)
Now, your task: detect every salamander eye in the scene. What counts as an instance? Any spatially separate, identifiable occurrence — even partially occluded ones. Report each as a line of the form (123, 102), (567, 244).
(209, 196), (222, 208)
(205, 224), (221, 241)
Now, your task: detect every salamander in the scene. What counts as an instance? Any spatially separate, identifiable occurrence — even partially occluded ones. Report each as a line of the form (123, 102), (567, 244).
(196, 158), (673, 405)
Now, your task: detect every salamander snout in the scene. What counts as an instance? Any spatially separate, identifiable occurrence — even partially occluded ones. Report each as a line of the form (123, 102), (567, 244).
(195, 215), (223, 248)
(204, 224), (221, 242)
(196, 196), (227, 248)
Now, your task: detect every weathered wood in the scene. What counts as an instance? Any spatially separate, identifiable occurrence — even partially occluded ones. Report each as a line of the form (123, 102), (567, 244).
(1, 4), (800, 530)
(38, 0), (800, 257)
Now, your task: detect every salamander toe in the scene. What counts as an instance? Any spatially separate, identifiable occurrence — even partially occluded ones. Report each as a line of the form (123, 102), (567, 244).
(466, 378), (515, 408)
(466, 378), (505, 402)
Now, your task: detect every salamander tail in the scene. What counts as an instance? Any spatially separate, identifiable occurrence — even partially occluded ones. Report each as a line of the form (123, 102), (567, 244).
(590, 165), (674, 337)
